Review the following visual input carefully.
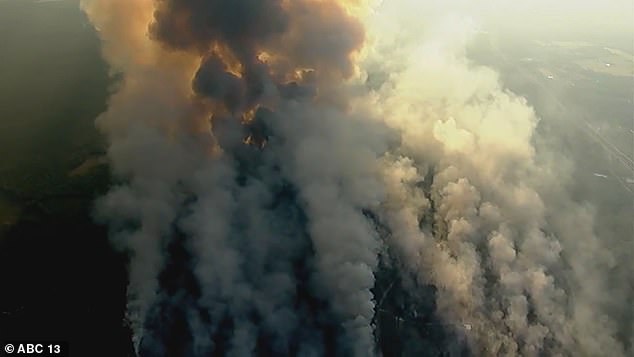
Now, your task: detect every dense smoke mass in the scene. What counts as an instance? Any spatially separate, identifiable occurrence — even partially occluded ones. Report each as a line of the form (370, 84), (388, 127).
(79, 0), (632, 356)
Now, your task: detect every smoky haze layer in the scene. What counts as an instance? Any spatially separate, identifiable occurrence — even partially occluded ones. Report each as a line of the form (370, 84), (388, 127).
(81, 0), (632, 356)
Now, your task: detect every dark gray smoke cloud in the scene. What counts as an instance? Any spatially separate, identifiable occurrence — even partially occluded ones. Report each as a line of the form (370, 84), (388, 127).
(151, 0), (289, 52)
(83, 0), (384, 355)
(81, 0), (632, 356)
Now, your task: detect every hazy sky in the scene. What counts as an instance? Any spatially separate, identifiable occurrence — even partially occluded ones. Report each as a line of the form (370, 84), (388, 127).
(371, 0), (633, 38)
(487, 0), (632, 35)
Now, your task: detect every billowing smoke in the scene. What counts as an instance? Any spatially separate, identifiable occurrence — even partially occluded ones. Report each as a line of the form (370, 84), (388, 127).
(81, 0), (632, 356)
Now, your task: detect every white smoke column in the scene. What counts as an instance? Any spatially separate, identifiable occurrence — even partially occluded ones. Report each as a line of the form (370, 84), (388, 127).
(266, 101), (390, 356)
(80, 0), (210, 353)
(355, 1), (629, 355)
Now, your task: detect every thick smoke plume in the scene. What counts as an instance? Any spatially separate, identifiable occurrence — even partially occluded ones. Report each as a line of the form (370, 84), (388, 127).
(81, 0), (632, 356)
